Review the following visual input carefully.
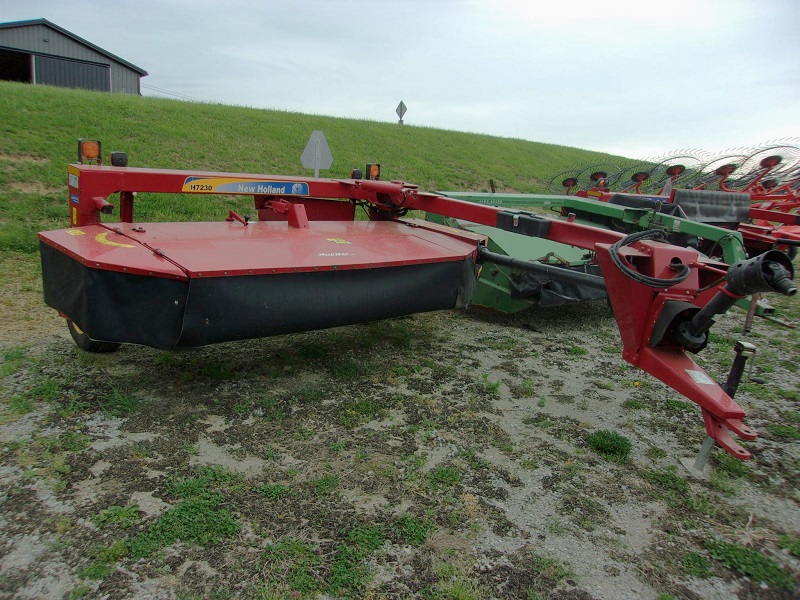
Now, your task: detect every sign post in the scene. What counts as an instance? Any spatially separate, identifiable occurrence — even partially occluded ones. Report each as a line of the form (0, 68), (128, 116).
(396, 101), (407, 125)
(300, 130), (333, 178)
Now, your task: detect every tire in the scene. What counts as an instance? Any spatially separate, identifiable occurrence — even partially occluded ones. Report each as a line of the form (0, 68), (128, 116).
(67, 320), (121, 353)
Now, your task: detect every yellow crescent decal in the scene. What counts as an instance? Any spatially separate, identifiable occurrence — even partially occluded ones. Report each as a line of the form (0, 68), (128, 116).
(95, 232), (134, 248)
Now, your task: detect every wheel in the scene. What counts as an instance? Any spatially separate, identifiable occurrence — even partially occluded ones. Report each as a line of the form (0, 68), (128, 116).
(546, 168), (581, 194)
(67, 320), (121, 353)
(611, 161), (655, 193)
(641, 152), (706, 194)
(686, 153), (746, 190)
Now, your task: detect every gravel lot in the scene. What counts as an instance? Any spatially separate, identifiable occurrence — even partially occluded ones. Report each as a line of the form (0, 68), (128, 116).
(1, 254), (799, 599)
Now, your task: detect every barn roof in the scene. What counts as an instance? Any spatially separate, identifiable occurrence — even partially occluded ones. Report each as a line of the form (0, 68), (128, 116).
(0, 18), (148, 76)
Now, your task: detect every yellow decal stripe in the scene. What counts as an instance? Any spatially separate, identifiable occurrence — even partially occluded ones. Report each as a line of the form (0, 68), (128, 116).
(95, 232), (134, 248)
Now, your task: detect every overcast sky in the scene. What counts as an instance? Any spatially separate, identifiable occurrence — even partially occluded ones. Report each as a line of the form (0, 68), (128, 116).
(5, 0), (800, 158)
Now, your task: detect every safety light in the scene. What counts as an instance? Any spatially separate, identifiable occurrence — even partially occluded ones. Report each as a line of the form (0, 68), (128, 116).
(110, 152), (128, 167)
(350, 168), (363, 180)
(78, 138), (102, 165)
(366, 163), (381, 180)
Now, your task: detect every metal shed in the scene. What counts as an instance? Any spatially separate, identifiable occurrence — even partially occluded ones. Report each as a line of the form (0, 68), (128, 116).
(0, 18), (147, 94)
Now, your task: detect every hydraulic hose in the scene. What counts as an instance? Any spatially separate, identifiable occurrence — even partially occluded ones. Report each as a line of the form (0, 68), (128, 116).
(609, 230), (691, 288)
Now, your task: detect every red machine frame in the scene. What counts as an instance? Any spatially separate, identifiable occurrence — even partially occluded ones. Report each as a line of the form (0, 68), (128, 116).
(40, 162), (798, 461)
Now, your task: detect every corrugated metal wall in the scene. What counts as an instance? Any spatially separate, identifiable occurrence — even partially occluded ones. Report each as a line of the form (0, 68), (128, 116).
(34, 55), (109, 91)
(0, 23), (141, 93)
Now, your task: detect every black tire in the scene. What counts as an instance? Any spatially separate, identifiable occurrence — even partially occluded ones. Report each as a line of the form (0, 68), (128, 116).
(67, 320), (121, 353)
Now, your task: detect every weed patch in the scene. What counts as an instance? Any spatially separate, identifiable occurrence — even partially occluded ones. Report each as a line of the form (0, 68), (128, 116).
(712, 453), (749, 478)
(93, 504), (141, 530)
(778, 535), (800, 558)
(0, 347), (25, 377)
(682, 551), (712, 578)
(623, 398), (646, 409)
(427, 465), (462, 491)
(705, 538), (792, 589)
(394, 513), (435, 545)
(128, 496), (239, 558)
(332, 358), (371, 379)
(253, 483), (291, 499)
(29, 378), (60, 402)
(99, 389), (139, 416)
(328, 524), (386, 596)
(7, 395), (33, 414)
(765, 424), (800, 440)
(567, 345), (588, 356)
(479, 373), (501, 394)
(340, 397), (384, 427)
(261, 538), (321, 596)
(586, 429), (631, 462)
(313, 474), (339, 497)
(201, 363), (234, 380)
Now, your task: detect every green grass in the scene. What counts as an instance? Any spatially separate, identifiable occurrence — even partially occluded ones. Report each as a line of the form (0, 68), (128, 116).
(427, 465), (463, 491)
(518, 378), (535, 397)
(339, 397), (384, 427)
(28, 378), (61, 402)
(200, 363), (235, 380)
(765, 424), (800, 440)
(253, 483), (292, 499)
(71, 466), (244, 569)
(479, 373), (501, 394)
(0, 348), (26, 377)
(93, 504), (141, 530)
(331, 358), (372, 379)
(53, 431), (90, 452)
(713, 452), (750, 478)
(586, 430), (632, 462)
(705, 538), (792, 589)
(258, 525), (386, 598)
(99, 389), (139, 416)
(778, 535), (800, 558)
(261, 538), (321, 597)
(327, 525), (386, 596)
(622, 398), (646, 410)
(312, 474), (339, 496)
(682, 551), (712, 578)
(394, 513), (435, 545)
(7, 395), (33, 414)
(0, 80), (628, 253)
(127, 483), (240, 559)
(641, 467), (689, 496)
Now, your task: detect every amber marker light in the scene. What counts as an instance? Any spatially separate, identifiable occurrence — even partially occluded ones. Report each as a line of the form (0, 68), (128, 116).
(78, 139), (102, 164)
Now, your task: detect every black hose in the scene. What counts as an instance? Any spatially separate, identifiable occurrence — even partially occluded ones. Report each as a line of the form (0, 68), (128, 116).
(609, 230), (691, 288)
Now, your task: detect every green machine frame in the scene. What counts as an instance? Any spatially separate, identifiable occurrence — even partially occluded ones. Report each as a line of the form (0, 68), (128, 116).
(429, 192), (759, 314)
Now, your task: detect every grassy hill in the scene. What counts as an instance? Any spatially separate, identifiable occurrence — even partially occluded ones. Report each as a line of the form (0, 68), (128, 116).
(0, 80), (628, 252)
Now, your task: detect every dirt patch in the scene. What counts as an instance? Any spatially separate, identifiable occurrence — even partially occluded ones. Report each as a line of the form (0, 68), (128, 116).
(1, 259), (799, 599)
(0, 254), (65, 346)
(0, 153), (49, 164)
(7, 182), (62, 195)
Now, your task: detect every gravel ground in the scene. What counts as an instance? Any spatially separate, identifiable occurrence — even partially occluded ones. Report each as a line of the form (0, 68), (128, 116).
(1, 256), (799, 599)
